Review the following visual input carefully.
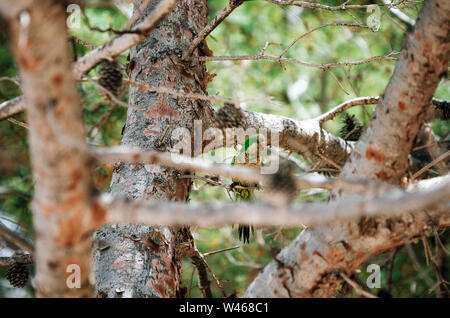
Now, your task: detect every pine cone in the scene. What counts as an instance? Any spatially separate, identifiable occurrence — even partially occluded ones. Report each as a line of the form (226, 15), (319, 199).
(434, 100), (450, 120)
(98, 59), (123, 97)
(340, 114), (363, 141)
(266, 160), (297, 205)
(213, 103), (246, 129)
(6, 263), (29, 288)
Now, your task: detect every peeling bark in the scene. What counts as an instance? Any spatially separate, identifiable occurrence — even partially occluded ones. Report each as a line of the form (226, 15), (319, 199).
(93, 0), (211, 298)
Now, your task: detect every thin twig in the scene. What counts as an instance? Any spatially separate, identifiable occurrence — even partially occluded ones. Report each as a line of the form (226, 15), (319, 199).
(122, 0), (153, 30)
(434, 230), (450, 255)
(262, 0), (408, 11)
(7, 117), (29, 129)
(71, 36), (96, 50)
(85, 77), (138, 110)
(279, 23), (369, 57)
(203, 245), (241, 257)
(182, 0), (245, 60)
(412, 151), (449, 180)
(317, 96), (380, 125)
(74, 0), (179, 79)
(88, 104), (116, 138)
(326, 68), (350, 95)
(0, 76), (20, 87)
(385, 248), (399, 293)
(405, 242), (435, 288)
(340, 272), (378, 298)
(195, 51), (399, 70)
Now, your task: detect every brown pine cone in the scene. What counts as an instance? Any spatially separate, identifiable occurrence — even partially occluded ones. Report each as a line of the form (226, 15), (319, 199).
(6, 263), (29, 288)
(339, 113), (363, 141)
(266, 160), (297, 206)
(213, 103), (246, 129)
(98, 59), (123, 97)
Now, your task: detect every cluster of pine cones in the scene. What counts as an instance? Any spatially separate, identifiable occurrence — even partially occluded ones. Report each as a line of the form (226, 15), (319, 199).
(5, 263), (29, 288)
(98, 59), (123, 97)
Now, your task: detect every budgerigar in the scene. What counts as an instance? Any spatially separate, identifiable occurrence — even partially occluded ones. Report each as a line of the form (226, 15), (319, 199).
(230, 134), (266, 243)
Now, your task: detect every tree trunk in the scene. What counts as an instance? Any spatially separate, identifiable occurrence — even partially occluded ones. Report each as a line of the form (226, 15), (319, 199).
(3, 0), (97, 297)
(93, 0), (212, 298)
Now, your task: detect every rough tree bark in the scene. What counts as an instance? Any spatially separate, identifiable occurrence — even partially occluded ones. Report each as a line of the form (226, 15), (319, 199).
(93, 0), (213, 298)
(1, 0), (99, 297)
(244, 0), (450, 297)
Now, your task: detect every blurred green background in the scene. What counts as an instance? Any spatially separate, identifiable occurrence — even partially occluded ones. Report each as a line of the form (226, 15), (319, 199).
(0, 0), (448, 297)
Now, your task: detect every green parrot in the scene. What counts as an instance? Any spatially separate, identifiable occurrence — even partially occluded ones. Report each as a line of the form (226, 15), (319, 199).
(230, 134), (266, 243)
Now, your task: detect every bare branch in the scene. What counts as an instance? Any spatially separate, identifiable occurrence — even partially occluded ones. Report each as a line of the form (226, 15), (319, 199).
(73, 0), (179, 79)
(122, 0), (153, 31)
(0, 254), (33, 266)
(412, 151), (450, 180)
(0, 222), (33, 253)
(382, 0), (416, 27)
(195, 51), (399, 70)
(317, 96), (380, 125)
(262, 0), (408, 11)
(96, 175), (450, 228)
(182, 0), (245, 60)
(92, 146), (396, 194)
(0, 96), (26, 120)
(340, 273), (378, 298)
(203, 246), (241, 257)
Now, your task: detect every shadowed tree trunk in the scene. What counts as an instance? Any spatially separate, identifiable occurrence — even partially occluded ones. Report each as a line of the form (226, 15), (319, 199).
(93, 0), (213, 298)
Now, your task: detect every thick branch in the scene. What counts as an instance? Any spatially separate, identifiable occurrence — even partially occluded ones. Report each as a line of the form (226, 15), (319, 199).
(97, 175), (450, 228)
(0, 254), (33, 266)
(0, 96), (26, 120)
(243, 111), (352, 166)
(92, 146), (395, 194)
(0, 222), (33, 253)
